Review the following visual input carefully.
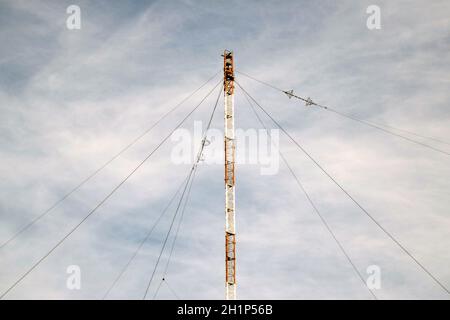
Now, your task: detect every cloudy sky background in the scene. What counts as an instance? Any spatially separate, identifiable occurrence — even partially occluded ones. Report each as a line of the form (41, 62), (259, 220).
(0, 0), (449, 299)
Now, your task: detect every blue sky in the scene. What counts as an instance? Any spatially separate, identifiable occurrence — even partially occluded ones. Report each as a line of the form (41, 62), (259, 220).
(0, 0), (449, 299)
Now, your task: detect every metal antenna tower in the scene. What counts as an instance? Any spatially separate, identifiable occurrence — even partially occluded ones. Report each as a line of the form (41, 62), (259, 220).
(223, 50), (236, 300)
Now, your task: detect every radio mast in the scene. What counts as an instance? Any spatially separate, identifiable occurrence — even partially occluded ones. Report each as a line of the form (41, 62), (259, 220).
(223, 50), (236, 300)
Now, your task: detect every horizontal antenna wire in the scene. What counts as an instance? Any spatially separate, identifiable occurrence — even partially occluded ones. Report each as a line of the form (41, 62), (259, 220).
(364, 123), (450, 147)
(241, 90), (378, 299)
(236, 70), (450, 155)
(0, 80), (222, 300)
(236, 81), (450, 295)
(0, 72), (220, 250)
(143, 84), (222, 300)
(324, 107), (450, 156)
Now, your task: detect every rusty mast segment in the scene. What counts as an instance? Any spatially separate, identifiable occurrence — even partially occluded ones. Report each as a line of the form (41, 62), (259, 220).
(223, 50), (236, 300)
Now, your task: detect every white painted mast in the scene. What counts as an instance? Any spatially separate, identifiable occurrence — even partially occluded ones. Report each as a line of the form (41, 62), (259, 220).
(223, 50), (236, 300)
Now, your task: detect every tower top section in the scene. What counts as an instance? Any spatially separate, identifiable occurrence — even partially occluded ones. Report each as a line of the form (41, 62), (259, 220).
(223, 50), (235, 96)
